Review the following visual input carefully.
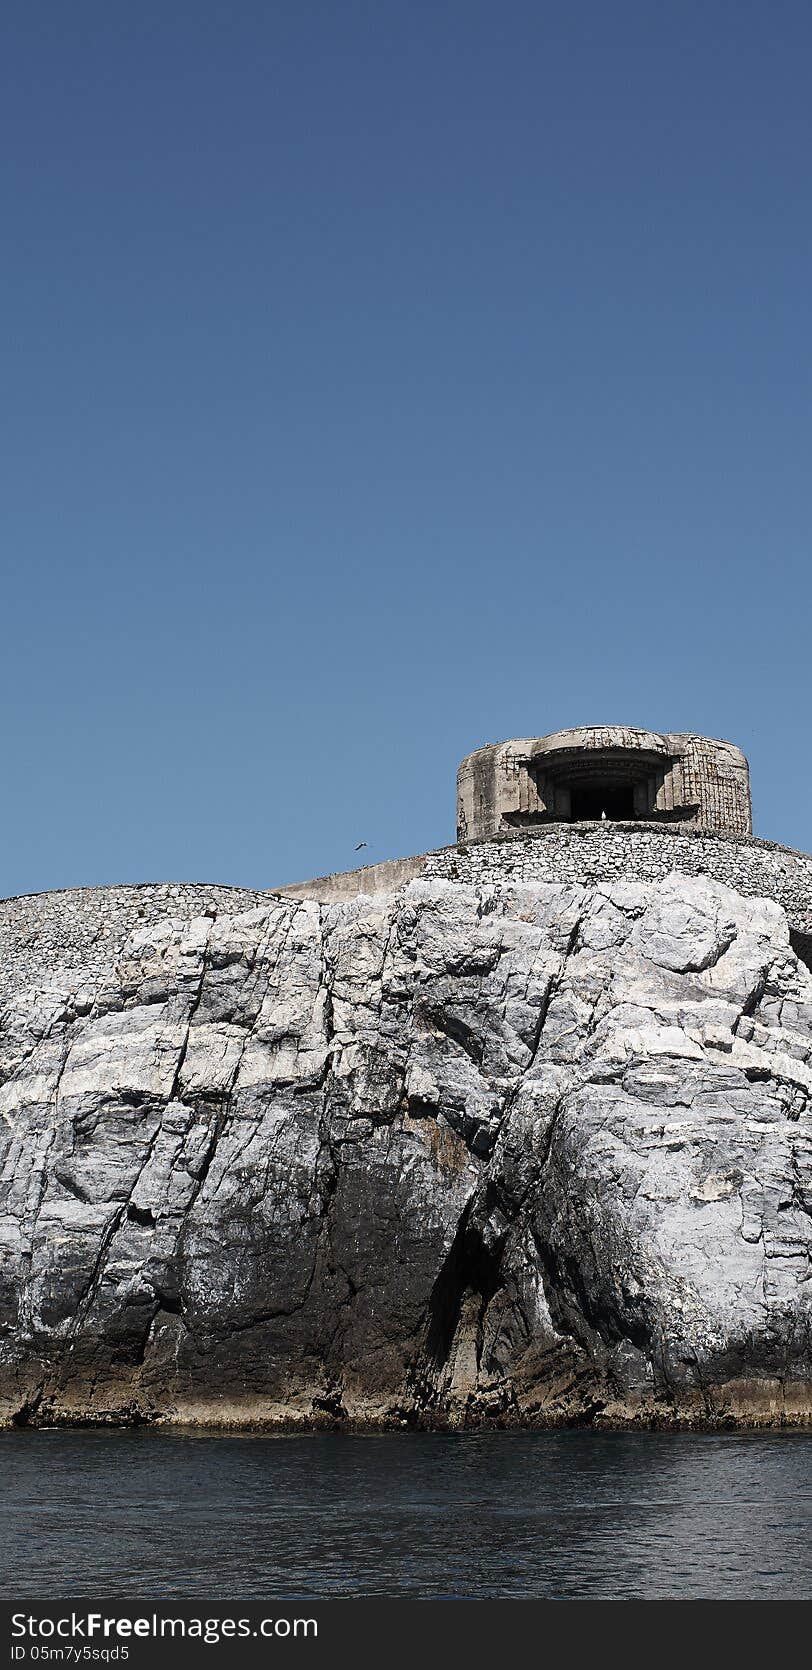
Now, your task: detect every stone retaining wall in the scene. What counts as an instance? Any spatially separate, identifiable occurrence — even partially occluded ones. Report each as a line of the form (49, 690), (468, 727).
(3, 824), (812, 994)
(0, 883), (267, 992)
(427, 825), (812, 936)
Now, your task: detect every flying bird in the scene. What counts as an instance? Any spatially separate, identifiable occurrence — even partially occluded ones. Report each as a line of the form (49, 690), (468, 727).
(354, 841), (368, 851)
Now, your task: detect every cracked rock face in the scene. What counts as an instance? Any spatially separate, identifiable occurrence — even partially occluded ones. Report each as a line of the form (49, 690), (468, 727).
(1, 868), (811, 1427)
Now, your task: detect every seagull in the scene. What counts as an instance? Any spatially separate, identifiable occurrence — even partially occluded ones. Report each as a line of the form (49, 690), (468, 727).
(354, 841), (368, 851)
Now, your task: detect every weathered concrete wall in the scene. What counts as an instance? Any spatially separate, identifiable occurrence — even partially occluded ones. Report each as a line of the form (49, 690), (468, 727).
(276, 851), (436, 905)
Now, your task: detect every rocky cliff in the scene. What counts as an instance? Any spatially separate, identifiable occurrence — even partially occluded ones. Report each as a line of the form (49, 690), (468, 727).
(1, 861), (811, 1427)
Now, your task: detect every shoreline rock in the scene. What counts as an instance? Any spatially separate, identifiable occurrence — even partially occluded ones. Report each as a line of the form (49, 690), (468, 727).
(2, 864), (811, 1430)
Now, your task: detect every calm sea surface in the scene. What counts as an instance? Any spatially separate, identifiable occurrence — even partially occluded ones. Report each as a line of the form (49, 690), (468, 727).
(2, 1429), (811, 1599)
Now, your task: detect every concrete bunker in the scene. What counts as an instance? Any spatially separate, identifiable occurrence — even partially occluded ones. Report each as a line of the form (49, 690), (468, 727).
(457, 726), (752, 844)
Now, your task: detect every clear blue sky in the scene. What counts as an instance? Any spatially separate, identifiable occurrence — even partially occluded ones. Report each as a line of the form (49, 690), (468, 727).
(3, 1), (810, 896)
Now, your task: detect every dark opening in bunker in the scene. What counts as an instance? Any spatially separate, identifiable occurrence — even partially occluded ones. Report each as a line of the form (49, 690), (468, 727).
(569, 781), (636, 821)
(529, 745), (685, 826)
